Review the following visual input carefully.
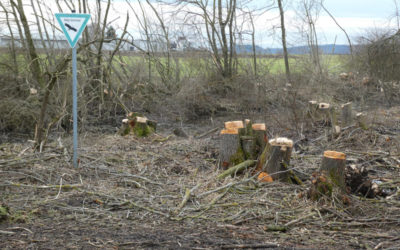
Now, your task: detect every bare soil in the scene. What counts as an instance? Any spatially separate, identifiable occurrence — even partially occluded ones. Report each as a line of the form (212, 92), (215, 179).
(1, 107), (400, 249)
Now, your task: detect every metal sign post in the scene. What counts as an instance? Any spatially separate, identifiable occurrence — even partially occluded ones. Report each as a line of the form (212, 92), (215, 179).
(55, 12), (91, 167)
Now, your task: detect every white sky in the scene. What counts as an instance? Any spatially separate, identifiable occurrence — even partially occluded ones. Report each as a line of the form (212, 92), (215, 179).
(0, 0), (398, 48)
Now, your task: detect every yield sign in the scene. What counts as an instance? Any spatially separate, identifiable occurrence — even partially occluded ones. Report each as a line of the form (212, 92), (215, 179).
(55, 13), (91, 48)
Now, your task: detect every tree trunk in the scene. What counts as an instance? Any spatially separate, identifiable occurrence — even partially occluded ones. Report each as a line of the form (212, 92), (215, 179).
(277, 0), (291, 83)
(320, 151), (346, 191)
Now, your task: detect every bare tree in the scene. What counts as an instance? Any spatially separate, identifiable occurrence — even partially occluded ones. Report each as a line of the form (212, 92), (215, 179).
(277, 0), (291, 83)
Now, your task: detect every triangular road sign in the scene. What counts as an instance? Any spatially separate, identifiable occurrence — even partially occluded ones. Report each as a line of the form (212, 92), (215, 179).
(55, 13), (91, 48)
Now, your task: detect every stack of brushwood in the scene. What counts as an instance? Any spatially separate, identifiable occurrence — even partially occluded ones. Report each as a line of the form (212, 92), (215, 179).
(118, 112), (157, 137)
(218, 119), (302, 184)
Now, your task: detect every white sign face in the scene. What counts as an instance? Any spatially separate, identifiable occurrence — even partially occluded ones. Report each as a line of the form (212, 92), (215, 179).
(55, 13), (91, 48)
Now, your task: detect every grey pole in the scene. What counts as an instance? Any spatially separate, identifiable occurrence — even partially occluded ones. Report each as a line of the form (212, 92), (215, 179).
(72, 45), (78, 168)
(71, 9), (78, 168)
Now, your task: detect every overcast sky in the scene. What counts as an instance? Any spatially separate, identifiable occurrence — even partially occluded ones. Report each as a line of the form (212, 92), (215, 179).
(279, 0), (399, 47)
(1, 0), (398, 48)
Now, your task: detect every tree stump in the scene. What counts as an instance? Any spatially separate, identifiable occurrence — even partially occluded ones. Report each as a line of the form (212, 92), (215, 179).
(118, 114), (156, 137)
(307, 100), (319, 121)
(259, 137), (293, 182)
(317, 103), (336, 126)
(219, 128), (244, 169)
(320, 151), (346, 191)
(356, 112), (369, 130)
(252, 123), (267, 156)
(341, 102), (353, 127)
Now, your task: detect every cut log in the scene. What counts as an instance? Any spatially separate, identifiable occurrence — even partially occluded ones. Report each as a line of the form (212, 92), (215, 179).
(257, 172), (273, 183)
(320, 151), (346, 191)
(217, 160), (257, 179)
(219, 129), (244, 169)
(341, 102), (353, 127)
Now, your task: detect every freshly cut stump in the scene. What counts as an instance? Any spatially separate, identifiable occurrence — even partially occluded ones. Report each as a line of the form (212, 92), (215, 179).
(262, 138), (293, 182)
(320, 151), (346, 191)
(219, 129), (243, 169)
(252, 123), (267, 156)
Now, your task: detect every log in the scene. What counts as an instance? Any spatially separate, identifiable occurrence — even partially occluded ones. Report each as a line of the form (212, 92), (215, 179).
(219, 129), (244, 169)
(341, 102), (353, 127)
(217, 160), (257, 179)
(257, 172), (273, 183)
(320, 151), (346, 191)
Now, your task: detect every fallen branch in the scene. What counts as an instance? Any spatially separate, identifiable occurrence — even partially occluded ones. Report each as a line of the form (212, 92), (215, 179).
(196, 127), (219, 139)
(217, 160), (257, 180)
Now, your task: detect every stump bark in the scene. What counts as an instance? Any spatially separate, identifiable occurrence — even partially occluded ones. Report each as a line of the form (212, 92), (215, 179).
(219, 129), (243, 169)
(356, 112), (369, 130)
(263, 138), (293, 181)
(320, 151), (346, 191)
(252, 123), (267, 157)
(219, 120), (267, 170)
(118, 115), (156, 137)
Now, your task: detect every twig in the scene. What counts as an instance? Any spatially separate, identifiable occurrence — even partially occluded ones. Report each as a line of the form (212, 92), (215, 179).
(197, 177), (255, 198)
(195, 127), (219, 139)
(284, 212), (315, 227)
(4, 181), (82, 190)
(221, 243), (279, 249)
(175, 184), (201, 214)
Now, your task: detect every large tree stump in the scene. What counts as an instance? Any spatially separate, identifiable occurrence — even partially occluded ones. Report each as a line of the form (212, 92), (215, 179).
(219, 128), (244, 169)
(265, 138), (293, 181)
(317, 103), (336, 126)
(320, 151), (346, 191)
(341, 102), (353, 127)
(118, 114), (156, 137)
(252, 123), (267, 156)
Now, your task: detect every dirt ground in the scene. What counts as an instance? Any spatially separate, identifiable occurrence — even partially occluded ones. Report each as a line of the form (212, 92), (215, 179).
(1, 106), (400, 249)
